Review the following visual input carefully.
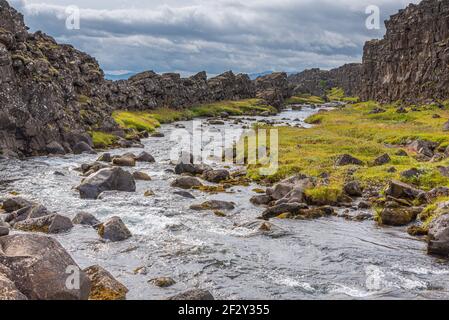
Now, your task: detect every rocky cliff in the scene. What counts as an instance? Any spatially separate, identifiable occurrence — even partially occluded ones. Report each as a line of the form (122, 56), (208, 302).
(288, 63), (362, 98)
(361, 0), (449, 103)
(106, 70), (256, 111)
(0, 0), (119, 157)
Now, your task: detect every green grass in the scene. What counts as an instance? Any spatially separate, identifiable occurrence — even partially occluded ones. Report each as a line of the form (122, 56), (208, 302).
(286, 95), (324, 105)
(113, 99), (276, 132)
(246, 101), (449, 200)
(90, 131), (118, 149)
(326, 87), (359, 103)
(189, 99), (276, 117)
(112, 111), (161, 132)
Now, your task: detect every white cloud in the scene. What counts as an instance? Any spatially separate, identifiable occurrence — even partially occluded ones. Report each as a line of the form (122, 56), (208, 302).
(8, 0), (420, 75)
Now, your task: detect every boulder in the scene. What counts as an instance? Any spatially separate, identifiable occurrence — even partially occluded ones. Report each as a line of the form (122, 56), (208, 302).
(202, 169), (230, 183)
(77, 167), (136, 200)
(385, 180), (423, 200)
(373, 153), (391, 166)
(46, 141), (65, 155)
(98, 217), (131, 242)
(72, 212), (101, 227)
(380, 208), (421, 226)
(250, 195), (273, 206)
(171, 177), (203, 189)
(0, 226), (9, 237)
(268, 183), (293, 200)
(167, 289), (214, 301)
(151, 132), (165, 138)
(395, 149), (408, 157)
(7, 204), (49, 225)
(175, 163), (210, 175)
(0, 234), (91, 300)
(343, 181), (363, 197)
(0, 272), (27, 300)
(73, 141), (96, 155)
(112, 156), (136, 167)
(2, 197), (33, 213)
(14, 214), (73, 234)
(97, 153), (112, 162)
(84, 265), (128, 300)
(132, 171), (152, 181)
(335, 154), (364, 166)
(173, 191), (196, 199)
(400, 168), (423, 178)
(262, 202), (309, 220)
(136, 151), (155, 163)
(428, 214), (449, 256)
(190, 200), (235, 211)
(408, 140), (438, 158)
(149, 277), (176, 288)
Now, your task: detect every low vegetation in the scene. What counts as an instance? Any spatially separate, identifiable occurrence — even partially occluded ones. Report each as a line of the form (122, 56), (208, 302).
(112, 99), (276, 133)
(90, 131), (119, 149)
(247, 101), (449, 202)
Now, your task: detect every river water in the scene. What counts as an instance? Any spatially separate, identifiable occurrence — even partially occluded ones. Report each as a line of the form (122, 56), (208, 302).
(1, 107), (449, 300)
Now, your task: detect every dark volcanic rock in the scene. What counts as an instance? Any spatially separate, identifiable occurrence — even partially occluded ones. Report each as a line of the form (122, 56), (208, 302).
(373, 154), (391, 166)
(171, 176), (203, 189)
(14, 213), (73, 234)
(77, 167), (136, 200)
(385, 180), (423, 200)
(0, 234), (91, 300)
(288, 63), (362, 98)
(254, 72), (290, 109)
(0, 1), (121, 157)
(98, 216), (132, 242)
(72, 212), (101, 226)
(361, 0), (449, 103)
(335, 154), (364, 166)
(428, 214), (449, 257)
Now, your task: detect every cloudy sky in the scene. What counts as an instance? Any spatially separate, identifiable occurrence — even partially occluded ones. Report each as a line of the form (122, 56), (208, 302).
(9, 0), (419, 76)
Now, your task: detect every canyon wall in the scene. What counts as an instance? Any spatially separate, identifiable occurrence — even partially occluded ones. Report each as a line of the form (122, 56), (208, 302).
(361, 0), (449, 103)
(288, 63), (362, 98)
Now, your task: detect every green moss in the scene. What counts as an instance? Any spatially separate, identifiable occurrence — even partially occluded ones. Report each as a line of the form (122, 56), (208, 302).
(326, 87), (359, 103)
(112, 111), (161, 132)
(77, 95), (91, 105)
(286, 95), (324, 105)
(305, 186), (342, 204)
(190, 99), (276, 117)
(90, 131), (118, 148)
(247, 101), (449, 190)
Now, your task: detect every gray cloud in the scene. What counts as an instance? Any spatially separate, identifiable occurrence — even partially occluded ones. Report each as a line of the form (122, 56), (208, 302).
(9, 0), (419, 76)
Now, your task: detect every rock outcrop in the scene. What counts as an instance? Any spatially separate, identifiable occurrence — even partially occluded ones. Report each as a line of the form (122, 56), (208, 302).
(288, 63), (362, 97)
(0, 0), (120, 158)
(361, 0), (449, 103)
(106, 70), (256, 111)
(254, 72), (290, 108)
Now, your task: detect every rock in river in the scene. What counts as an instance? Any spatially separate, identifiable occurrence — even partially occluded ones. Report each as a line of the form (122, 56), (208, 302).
(2, 197), (33, 213)
(77, 167), (136, 200)
(14, 214), (73, 234)
(428, 214), (449, 257)
(72, 212), (101, 227)
(133, 171), (152, 181)
(98, 217), (132, 242)
(379, 207), (421, 226)
(73, 141), (96, 155)
(0, 234), (91, 300)
(202, 169), (230, 183)
(171, 177), (203, 189)
(84, 265), (128, 300)
(190, 200), (235, 211)
(136, 151), (155, 163)
(112, 156), (136, 167)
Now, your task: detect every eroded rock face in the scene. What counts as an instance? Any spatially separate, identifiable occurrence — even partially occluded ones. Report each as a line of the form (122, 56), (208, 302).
(288, 64), (362, 98)
(107, 70), (256, 111)
(254, 72), (290, 109)
(0, 234), (91, 300)
(0, 1), (120, 157)
(361, 0), (449, 103)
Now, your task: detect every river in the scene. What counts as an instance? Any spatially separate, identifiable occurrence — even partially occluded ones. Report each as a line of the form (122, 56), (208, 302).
(1, 106), (449, 300)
